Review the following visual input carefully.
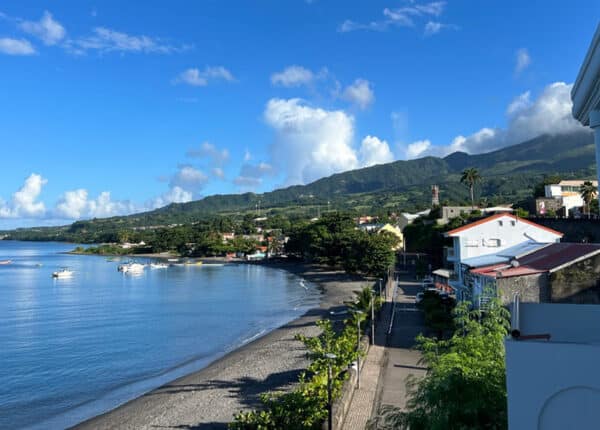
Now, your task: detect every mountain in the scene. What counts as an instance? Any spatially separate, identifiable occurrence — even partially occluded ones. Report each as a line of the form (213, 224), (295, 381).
(3, 130), (596, 235)
(129, 130), (595, 222)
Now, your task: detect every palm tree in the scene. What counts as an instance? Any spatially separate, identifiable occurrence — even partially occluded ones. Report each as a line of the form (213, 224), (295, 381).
(460, 168), (481, 209)
(580, 180), (597, 218)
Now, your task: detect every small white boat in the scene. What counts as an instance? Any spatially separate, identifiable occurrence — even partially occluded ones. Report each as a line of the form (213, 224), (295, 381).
(149, 262), (169, 269)
(52, 268), (73, 278)
(118, 262), (146, 273)
(0, 259), (12, 265)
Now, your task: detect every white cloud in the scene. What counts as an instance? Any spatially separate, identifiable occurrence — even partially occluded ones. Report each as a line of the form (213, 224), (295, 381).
(0, 173), (47, 218)
(174, 66), (235, 86)
(150, 186), (193, 209)
(271, 65), (315, 87)
(264, 98), (358, 184)
(233, 161), (274, 191)
(0, 37), (36, 55)
(66, 27), (188, 55)
(186, 142), (230, 165)
(424, 21), (458, 36)
(212, 167), (225, 179)
(515, 48), (531, 74)
(341, 79), (375, 110)
(55, 189), (136, 219)
(404, 139), (432, 159)
(506, 90), (531, 115)
(359, 136), (394, 166)
(402, 81), (585, 159)
(169, 166), (208, 192)
(19, 11), (66, 46)
(340, 1), (448, 33)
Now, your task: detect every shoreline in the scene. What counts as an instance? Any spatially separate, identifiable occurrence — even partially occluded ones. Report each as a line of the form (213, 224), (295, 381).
(71, 262), (366, 430)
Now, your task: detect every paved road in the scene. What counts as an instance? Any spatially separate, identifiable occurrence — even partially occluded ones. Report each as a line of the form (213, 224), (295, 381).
(373, 275), (427, 417)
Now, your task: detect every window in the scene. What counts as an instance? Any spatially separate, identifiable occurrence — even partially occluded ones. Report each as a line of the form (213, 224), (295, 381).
(466, 239), (479, 247)
(498, 220), (503, 226)
(510, 220), (516, 226)
(486, 238), (501, 247)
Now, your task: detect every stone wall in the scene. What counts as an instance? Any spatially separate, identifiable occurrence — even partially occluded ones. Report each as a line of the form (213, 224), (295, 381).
(497, 274), (550, 304)
(550, 253), (600, 304)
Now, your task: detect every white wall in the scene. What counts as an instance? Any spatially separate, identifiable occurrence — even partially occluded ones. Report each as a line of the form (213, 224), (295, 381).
(453, 216), (560, 263)
(506, 341), (600, 430)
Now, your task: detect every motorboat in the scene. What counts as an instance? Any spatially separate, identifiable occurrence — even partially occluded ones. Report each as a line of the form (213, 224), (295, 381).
(118, 262), (146, 273)
(52, 268), (73, 278)
(149, 262), (169, 269)
(0, 259), (12, 265)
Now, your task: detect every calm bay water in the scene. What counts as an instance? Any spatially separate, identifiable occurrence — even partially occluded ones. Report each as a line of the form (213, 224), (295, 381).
(0, 241), (320, 429)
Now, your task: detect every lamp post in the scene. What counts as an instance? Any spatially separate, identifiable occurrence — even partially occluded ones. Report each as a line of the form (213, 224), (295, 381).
(325, 352), (337, 430)
(371, 290), (376, 345)
(352, 309), (364, 389)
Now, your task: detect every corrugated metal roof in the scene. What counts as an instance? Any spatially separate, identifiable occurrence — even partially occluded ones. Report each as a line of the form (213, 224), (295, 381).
(471, 243), (600, 278)
(461, 242), (550, 268)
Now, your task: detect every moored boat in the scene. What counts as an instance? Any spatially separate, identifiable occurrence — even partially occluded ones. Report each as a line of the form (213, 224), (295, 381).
(52, 268), (73, 278)
(149, 262), (169, 269)
(118, 262), (146, 273)
(0, 259), (12, 265)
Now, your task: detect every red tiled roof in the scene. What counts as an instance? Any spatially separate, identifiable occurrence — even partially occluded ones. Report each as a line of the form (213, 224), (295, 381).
(444, 213), (563, 237)
(470, 243), (600, 278)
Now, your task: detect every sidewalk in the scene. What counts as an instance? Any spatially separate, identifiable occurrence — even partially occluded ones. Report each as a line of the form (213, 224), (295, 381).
(340, 275), (426, 429)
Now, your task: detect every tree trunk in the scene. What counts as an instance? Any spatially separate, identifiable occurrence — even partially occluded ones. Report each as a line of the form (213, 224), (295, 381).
(470, 184), (474, 209)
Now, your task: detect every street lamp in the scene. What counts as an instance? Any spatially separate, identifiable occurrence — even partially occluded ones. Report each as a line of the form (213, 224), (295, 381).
(325, 352), (337, 430)
(351, 309), (364, 389)
(371, 290), (376, 346)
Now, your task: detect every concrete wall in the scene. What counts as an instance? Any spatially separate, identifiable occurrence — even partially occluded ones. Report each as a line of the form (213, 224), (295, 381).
(497, 274), (549, 304)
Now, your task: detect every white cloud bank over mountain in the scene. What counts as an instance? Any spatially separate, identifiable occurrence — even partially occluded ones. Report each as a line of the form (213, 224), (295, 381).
(401, 81), (585, 159)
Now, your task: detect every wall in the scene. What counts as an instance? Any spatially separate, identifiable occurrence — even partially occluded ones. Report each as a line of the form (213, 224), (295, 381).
(497, 274), (549, 304)
(506, 340), (600, 430)
(550, 253), (600, 304)
(529, 218), (600, 242)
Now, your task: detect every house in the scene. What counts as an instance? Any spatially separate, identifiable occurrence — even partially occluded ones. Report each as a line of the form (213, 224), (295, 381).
(469, 243), (600, 306)
(398, 209), (431, 230)
(222, 232), (235, 241)
(377, 223), (404, 250)
(444, 213), (563, 300)
(505, 302), (600, 430)
(535, 180), (598, 216)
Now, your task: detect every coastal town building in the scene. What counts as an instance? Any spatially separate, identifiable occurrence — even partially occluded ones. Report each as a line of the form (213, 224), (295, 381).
(535, 180), (598, 216)
(398, 209), (431, 230)
(505, 302), (600, 430)
(469, 242), (600, 305)
(443, 214), (563, 301)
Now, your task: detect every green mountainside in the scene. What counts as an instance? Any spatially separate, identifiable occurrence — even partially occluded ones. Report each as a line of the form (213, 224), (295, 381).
(3, 130), (596, 238)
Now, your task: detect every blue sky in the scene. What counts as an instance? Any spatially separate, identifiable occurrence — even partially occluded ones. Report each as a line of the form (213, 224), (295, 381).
(0, 1), (598, 228)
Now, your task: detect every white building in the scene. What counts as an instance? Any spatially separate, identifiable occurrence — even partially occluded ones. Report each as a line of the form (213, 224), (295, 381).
(444, 214), (563, 300)
(506, 302), (600, 430)
(540, 180), (598, 215)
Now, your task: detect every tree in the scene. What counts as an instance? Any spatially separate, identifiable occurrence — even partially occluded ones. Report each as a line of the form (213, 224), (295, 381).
(460, 168), (482, 208)
(368, 300), (510, 430)
(580, 180), (597, 217)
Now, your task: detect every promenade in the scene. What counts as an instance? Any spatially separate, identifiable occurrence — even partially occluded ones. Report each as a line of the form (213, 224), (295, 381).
(341, 274), (426, 429)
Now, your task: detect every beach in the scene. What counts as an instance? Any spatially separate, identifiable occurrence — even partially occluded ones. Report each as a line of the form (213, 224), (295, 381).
(73, 262), (366, 430)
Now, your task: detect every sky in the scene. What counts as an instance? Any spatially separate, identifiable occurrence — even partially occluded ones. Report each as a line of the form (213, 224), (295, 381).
(0, 1), (598, 228)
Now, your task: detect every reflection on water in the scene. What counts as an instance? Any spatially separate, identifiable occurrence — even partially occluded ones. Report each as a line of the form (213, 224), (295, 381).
(0, 241), (321, 429)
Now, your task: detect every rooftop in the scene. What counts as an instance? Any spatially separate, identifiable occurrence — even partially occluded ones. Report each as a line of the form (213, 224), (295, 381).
(444, 213), (564, 237)
(471, 242), (600, 278)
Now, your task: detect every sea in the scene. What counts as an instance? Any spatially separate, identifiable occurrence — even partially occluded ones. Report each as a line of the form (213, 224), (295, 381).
(0, 240), (321, 429)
